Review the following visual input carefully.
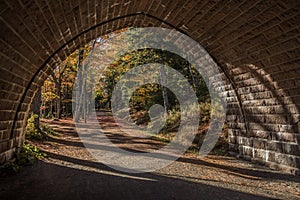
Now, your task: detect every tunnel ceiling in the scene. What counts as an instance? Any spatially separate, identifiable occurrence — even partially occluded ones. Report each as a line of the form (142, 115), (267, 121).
(0, 0), (300, 173)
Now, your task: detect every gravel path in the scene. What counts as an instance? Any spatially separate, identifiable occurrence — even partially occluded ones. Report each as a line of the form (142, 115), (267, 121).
(0, 112), (299, 200)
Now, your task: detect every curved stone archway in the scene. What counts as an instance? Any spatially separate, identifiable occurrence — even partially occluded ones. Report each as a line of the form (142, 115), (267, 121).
(0, 0), (299, 174)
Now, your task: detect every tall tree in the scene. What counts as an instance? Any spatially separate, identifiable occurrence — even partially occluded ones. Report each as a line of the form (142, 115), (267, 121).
(159, 65), (170, 112)
(50, 66), (63, 119)
(74, 48), (84, 122)
(75, 40), (97, 122)
(43, 48), (81, 119)
(32, 87), (41, 130)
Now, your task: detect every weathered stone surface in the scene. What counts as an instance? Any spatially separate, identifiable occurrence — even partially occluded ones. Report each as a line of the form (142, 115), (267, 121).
(0, 0), (299, 174)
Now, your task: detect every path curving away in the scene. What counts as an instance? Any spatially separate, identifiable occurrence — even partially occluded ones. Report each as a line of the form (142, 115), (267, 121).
(0, 112), (299, 200)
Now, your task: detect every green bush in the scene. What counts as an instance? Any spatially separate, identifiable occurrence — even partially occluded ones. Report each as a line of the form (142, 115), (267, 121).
(25, 113), (55, 140)
(0, 159), (20, 176)
(15, 143), (46, 166)
(25, 113), (43, 140)
(40, 124), (55, 135)
(161, 102), (212, 133)
(0, 143), (46, 176)
(163, 108), (181, 132)
(199, 102), (211, 123)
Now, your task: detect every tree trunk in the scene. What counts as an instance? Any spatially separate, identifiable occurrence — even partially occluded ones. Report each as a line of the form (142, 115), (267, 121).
(159, 65), (170, 113)
(53, 77), (62, 119)
(83, 85), (87, 123)
(187, 64), (196, 88)
(56, 97), (61, 119)
(74, 49), (84, 122)
(76, 40), (96, 123)
(50, 101), (53, 117)
(33, 87), (41, 130)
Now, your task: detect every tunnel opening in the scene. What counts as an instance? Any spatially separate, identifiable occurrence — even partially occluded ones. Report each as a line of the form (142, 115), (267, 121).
(0, 1), (299, 177)
(18, 27), (230, 168)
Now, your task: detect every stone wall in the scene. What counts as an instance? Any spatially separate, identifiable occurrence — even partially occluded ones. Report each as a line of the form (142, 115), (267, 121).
(0, 0), (299, 174)
(227, 63), (300, 174)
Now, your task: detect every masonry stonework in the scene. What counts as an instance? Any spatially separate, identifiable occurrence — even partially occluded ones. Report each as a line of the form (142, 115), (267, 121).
(0, 0), (299, 174)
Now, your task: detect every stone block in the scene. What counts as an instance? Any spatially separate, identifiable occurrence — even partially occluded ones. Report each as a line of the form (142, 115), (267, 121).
(253, 138), (267, 149)
(274, 153), (300, 168)
(266, 141), (282, 152)
(281, 143), (300, 156)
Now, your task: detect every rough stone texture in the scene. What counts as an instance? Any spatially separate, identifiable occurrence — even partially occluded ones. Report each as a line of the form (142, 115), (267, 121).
(0, 0), (299, 174)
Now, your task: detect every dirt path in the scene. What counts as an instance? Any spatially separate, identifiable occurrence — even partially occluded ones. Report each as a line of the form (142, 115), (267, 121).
(0, 111), (299, 200)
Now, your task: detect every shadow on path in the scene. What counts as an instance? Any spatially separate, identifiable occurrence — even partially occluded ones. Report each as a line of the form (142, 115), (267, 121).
(0, 156), (269, 200)
(46, 134), (300, 183)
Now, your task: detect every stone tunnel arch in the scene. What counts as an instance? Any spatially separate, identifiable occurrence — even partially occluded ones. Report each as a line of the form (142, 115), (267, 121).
(0, 0), (299, 174)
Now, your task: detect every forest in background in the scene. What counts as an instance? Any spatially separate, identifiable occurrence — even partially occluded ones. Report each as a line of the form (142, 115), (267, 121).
(28, 28), (228, 154)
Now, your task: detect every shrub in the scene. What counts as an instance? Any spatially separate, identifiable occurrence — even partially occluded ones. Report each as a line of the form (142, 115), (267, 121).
(15, 143), (46, 166)
(40, 124), (55, 135)
(163, 108), (181, 132)
(25, 113), (43, 140)
(0, 143), (46, 176)
(25, 113), (55, 140)
(199, 102), (211, 123)
(161, 102), (212, 133)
